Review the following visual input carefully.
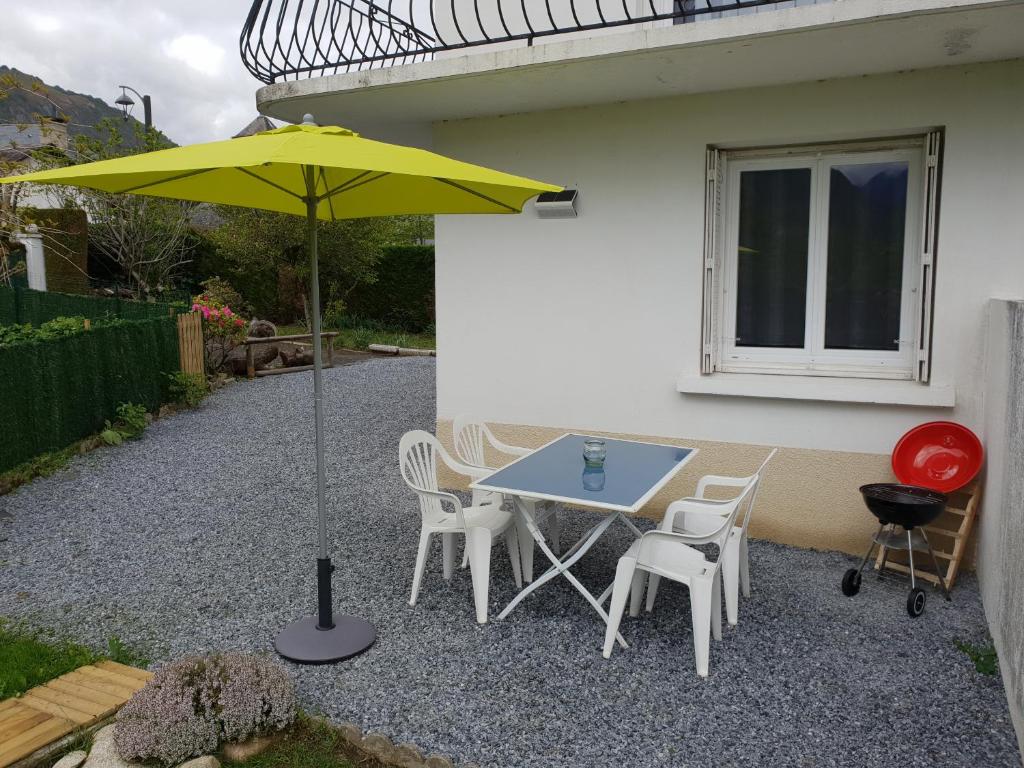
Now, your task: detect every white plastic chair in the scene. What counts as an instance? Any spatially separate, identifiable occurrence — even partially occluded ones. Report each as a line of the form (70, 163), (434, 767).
(399, 430), (523, 624)
(645, 449), (777, 626)
(602, 478), (758, 677)
(452, 415), (561, 582)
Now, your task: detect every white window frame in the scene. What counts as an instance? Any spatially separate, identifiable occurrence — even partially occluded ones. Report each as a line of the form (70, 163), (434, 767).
(704, 136), (938, 381)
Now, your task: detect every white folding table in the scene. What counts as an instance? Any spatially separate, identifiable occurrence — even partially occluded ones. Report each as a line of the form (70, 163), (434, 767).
(471, 433), (696, 646)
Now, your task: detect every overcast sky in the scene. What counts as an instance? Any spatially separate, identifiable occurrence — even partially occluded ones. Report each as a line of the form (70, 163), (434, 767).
(2, 1), (265, 145)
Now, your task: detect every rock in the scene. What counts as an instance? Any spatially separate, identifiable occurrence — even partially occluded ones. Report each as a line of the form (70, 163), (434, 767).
(248, 319), (277, 338)
(177, 756), (220, 768)
(226, 342), (278, 375)
(424, 755), (454, 768)
(335, 721), (362, 744)
(52, 750), (88, 768)
(392, 742), (424, 767)
(279, 347), (314, 368)
(83, 725), (133, 768)
(222, 734), (277, 763)
(359, 732), (394, 761)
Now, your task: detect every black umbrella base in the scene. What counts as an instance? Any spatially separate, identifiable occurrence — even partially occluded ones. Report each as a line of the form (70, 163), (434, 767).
(275, 615), (376, 664)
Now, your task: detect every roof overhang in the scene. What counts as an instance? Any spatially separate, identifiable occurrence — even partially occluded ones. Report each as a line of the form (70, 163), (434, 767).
(256, 0), (1024, 137)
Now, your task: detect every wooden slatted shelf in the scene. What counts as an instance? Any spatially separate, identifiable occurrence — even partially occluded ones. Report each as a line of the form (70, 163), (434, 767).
(0, 662), (151, 768)
(874, 480), (981, 589)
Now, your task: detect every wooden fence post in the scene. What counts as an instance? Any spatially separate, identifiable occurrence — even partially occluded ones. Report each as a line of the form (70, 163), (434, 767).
(176, 312), (205, 376)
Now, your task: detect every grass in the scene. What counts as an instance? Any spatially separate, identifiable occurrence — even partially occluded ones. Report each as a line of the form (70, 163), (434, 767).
(0, 620), (148, 699)
(277, 321), (435, 352)
(0, 443), (84, 496)
(231, 718), (358, 768)
(954, 639), (999, 676)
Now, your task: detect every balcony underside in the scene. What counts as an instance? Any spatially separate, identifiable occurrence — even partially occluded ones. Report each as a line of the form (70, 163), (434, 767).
(255, 0), (1024, 137)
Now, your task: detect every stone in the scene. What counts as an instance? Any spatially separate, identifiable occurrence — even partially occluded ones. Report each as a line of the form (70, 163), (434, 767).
(227, 342), (278, 375)
(391, 742), (424, 767)
(52, 750), (88, 768)
(177, 756), (220, 768)
(248, 319), (277, 338)
(82, 726), (134, 768)
(424, 755), (455, 768)
(278, 347), (313, 368)
(359, 732), (394, 761)
(222, 734), (277, 763)
(334, 721), (362, 744)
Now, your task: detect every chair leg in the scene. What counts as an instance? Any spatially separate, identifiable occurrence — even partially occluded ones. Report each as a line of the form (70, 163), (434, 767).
(629, 570), (647, 617)
(517, 505), (536, 584)
(466, 527), (493, 624)
(690, 577), (713, 678)
(739, 535), (751, 598)
(645, 574), (662, 612)
(505, 529), (523, 589)
(460, 547), (469, 570)
(722, 537), (740, 626)
(547, 507), (561, 556)
(711, 569), (723, 641)
(409, 529), (432, 607)
(442, 533), (457, 581)
(603, 558), (638, 659)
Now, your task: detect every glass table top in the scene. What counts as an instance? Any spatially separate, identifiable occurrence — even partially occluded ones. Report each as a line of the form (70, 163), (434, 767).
(472, 433), (696, 512)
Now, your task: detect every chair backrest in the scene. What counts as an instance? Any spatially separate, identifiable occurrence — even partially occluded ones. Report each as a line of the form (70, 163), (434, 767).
(399, 430), (443, 518)
(741, 448), (777, 533)
(707, 477), (759, 565)
(452, 414), (490, 468)
(696, 448), (778, 536)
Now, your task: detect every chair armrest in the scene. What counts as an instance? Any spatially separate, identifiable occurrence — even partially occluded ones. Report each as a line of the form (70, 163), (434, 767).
(660, 496), (736, 531)
(488, 436), (531, 458)
(636, 530), (710, 570)
(439, 451), (492, 481)
(415, 488), (466, 527)
(695, 474), (753, 499)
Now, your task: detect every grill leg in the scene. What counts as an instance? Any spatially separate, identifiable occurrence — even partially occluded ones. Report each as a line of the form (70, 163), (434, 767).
(877, 525), (893, 578)
(905, 529), (918, 591)
(856, 524), (884, 576)
(921, 529), (952, 600)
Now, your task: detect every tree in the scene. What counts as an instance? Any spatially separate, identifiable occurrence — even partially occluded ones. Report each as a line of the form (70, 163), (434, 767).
(40, 119), (196, 298)
(207, 207), (402, 323)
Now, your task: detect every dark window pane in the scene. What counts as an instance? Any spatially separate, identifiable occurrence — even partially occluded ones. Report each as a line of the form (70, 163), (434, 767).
(735, 168), (811, 348)
(825, 162), (908, 351)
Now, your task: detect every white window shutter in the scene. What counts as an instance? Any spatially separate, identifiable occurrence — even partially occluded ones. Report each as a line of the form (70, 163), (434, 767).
(700, 148), (721, 374)
(916, 130), (943, 383)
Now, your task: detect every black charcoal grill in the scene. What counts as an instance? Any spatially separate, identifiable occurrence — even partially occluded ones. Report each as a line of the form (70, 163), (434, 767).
(841, 483), (952, 617)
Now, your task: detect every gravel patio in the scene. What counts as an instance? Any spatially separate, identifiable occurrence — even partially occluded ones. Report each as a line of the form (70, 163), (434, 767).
(0, 358), (1019, 767)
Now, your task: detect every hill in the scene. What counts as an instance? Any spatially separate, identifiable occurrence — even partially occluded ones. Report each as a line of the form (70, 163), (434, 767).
(0, 66), (174, 147)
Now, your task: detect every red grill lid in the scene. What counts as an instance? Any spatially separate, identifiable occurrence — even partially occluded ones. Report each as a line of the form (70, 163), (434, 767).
(892, 421), (983, 493)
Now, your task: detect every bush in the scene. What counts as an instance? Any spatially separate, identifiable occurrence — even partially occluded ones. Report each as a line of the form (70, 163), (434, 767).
(115, 403), (148, 439)
(114, 653), (297, 766)
(199, 277), (249, 316)
(168, 371), (209, 408)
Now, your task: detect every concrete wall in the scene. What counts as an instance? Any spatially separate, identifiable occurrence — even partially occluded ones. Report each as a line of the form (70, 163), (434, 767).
(979, 298), (1024, 749)
(431, 59), (1024, 553)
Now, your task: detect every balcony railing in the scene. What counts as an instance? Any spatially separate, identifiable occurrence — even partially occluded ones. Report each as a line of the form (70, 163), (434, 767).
(241, 0), (803, 84)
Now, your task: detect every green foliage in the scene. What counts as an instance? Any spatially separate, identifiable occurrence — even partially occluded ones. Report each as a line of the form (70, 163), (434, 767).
(954, 639), (998, 675)
(351, 328), (374, 350)
(230, 716), (355, 768)
(0, 316), (179, 472)
(107, 635), (149, 668)
(323, 299), (347, 329)
(100, 424), (124, 446)
(345, 245), (434, 331)
(168, 371), (209, 407)
(115, 403), (148, 439)
(0, 620), (100, 699)
(0, 443), (78, 495)
(199, 276), (249, 315)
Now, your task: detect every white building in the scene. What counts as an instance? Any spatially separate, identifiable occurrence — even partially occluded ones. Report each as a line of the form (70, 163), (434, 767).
(249, 0), (1024, 741)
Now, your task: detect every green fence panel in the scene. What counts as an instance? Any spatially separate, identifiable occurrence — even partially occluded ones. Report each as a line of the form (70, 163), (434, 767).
(0, 317), (180, 473)
(0, 286), (178, 326)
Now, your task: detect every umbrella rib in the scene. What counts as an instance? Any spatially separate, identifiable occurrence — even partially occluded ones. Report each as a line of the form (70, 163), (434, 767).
(317, 167), (337, 221)
(433, 178), (518, 212)
(318, 170), (374, 200)
(318, 172), (391, 203)
(235, 167), (305, 201)
(115, 168), (216, 194)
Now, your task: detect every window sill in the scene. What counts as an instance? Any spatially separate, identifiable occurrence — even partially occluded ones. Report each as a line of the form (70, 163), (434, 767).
(677, 373), (955, 407)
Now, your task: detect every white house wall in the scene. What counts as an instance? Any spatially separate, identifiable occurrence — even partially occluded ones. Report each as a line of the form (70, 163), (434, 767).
(431, 59), (1024, 553)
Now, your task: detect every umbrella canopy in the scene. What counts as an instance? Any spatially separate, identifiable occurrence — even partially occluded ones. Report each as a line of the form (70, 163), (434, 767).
(2, 122), (560, 218)
(2, 116), (560, 664)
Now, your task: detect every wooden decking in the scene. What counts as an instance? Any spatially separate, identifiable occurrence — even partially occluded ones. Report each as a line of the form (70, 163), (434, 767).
(0, 661), (151, 768)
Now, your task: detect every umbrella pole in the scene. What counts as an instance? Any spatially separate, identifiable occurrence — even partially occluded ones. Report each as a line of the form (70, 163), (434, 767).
(274, 165), (377, 665)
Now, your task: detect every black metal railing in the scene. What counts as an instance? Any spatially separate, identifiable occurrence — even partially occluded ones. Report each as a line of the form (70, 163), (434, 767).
(241, 0), (802, 84)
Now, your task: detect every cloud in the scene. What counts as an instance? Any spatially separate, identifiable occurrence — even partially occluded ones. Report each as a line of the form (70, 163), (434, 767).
(0, 1), (266, 145)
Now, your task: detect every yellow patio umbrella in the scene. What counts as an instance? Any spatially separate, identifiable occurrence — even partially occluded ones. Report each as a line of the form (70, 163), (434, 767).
(1, 115), (561, 664)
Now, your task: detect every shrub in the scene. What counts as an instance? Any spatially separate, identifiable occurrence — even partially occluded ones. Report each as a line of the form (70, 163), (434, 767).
(323, 299), (346, 329)
(352, 328), (374, 350)
(168, 371), (209, 408)
(114, 653), (297, 766)
(192, 292), (247, 372)
(115, 403), (148, 439)
(199, 277), (249, 316)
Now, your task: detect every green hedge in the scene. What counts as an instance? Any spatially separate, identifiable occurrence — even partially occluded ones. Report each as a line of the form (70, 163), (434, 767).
(0, 287), (178, 327)
(0, 317), (180, 472)
(345, 245), (434, 332)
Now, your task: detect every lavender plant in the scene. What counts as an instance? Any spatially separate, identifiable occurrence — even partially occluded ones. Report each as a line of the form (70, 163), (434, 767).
(114, 653), (297, 765)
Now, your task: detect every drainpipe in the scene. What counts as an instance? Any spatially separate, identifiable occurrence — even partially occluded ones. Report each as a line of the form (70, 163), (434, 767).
(13, 225), (46, 291)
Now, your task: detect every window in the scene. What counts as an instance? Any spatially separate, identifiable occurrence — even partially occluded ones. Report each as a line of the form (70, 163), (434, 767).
(701, 134), (942, 381)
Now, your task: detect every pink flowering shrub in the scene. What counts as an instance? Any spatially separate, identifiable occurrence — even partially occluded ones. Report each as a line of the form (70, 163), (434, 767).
(114, 653), (297, 766)
(192, 293), (248, 371)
